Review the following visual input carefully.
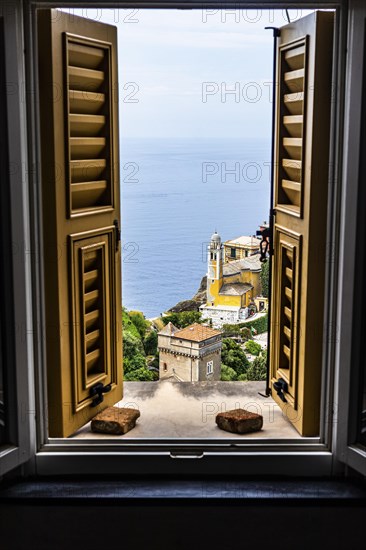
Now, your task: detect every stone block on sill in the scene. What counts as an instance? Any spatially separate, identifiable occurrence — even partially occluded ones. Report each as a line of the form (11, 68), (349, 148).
(91, 406), (140, 435)
(216, 408), (263, 434)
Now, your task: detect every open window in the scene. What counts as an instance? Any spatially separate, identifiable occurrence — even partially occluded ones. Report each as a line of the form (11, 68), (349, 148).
(3, 0), (366, 479)
(34, 8), (335, 440)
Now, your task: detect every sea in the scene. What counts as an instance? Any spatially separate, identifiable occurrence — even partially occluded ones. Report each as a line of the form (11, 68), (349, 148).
(120, 137), (271, 318)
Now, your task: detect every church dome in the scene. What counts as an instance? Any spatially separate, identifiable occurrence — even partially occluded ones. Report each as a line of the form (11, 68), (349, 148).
(211, 231), (221, 244)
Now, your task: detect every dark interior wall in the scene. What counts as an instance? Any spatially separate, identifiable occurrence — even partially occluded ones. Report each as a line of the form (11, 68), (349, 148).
(0, 502), (364, 550)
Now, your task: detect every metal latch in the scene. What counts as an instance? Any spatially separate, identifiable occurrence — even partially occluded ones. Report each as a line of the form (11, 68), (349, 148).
(113, 219), (121, 252)
(273, 377), (288, 403)
(90, 382), (112, 407)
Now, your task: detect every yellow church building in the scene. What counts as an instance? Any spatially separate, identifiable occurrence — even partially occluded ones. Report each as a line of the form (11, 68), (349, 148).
(200, 231), (267, 327)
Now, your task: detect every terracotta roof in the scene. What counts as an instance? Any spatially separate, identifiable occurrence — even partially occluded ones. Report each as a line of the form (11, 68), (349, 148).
(223, 256), (262, 276)
(158, 321), (178, 336)
(173, 323), (222, 342)
(219, 283), (253, 296)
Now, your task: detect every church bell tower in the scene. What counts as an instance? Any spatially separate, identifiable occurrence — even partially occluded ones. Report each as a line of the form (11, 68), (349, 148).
(207, 231), (223, 305)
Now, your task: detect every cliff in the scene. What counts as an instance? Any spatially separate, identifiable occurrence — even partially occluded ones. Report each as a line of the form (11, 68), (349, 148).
(168, 276), (207, 313)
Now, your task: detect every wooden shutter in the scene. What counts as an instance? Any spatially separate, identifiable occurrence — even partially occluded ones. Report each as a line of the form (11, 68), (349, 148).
(38, 10), (122, 438)
(270, 11), (334, 436)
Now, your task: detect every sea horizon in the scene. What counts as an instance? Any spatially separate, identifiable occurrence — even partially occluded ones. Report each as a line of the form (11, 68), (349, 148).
(120, 136), (271, 318)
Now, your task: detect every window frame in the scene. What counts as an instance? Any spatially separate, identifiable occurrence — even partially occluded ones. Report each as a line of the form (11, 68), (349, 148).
(334, 0), (366, 476)
(0, 2), (36, 477)
(3, 0), (358, 477)
(207, 360), (214, 375)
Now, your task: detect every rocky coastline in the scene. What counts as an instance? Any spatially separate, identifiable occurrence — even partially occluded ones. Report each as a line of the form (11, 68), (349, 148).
(167, 276), (207, 313)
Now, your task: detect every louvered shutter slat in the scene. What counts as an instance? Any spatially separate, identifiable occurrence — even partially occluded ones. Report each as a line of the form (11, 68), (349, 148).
(64, 34), (114, 215)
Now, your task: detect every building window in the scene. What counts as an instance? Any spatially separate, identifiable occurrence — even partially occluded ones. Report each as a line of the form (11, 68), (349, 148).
(230, 248), (236, 258)
(163, 363), (167, 372)
(207, 360), (214, 375)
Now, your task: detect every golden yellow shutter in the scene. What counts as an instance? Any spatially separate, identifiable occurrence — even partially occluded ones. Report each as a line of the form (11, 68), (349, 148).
(270, 11), (334, 436)
(38, 9), (122, 438)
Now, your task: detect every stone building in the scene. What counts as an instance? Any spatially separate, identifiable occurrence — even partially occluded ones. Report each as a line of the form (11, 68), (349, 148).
(224, 235), (262, 262)
(158, 322), (222, 382)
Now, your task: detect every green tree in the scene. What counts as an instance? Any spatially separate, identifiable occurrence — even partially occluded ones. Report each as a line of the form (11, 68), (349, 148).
(221, 338), (250, 377)
(122, 307), (141, 339)
(260, 260), (269, 298)
(122, 308), (158, 382)
(143, 330), (158, 355)
(123, 330), (145, 359)
(125, 367), (156, 381)
(124, 353), (146, 374)
(244, 339), (262, 356)
(245, 350), (267, 381)
(220, 364), (238, 381)
(129, 310), (149, 338)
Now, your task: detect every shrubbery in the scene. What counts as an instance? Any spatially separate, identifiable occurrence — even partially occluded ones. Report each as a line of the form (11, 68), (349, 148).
(222, 315), (268, 338)
(260, 261), (269, 297)
(220, 338), (249, 379)
(240, 313), (268, 335)
(122, 309), (158, 382)
(129, 310), (150, 338)
(221, 324), (242, 337)
(124, 367), (158, 382)
(123, 352), (146, 374)
(143, 330), (158, 355)
(244, 350), (267, 381)
(220, 337), (267, 381)
(220, 364), (238, 381)
(244, 339), (262, 356)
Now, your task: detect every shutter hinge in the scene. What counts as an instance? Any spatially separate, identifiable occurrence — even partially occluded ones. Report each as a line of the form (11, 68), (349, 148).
(90, 382), (112, 407)
(113, 219), (121, 252)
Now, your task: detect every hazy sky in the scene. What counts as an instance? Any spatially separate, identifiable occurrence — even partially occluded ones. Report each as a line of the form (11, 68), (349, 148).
(65, 8), (312, 139)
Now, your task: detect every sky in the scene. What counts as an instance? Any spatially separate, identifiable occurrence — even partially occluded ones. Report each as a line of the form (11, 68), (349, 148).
(63, 7), (313, 139)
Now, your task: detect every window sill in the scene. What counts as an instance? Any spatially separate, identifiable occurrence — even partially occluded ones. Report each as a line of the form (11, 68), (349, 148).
(1, 478), (366, 503)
